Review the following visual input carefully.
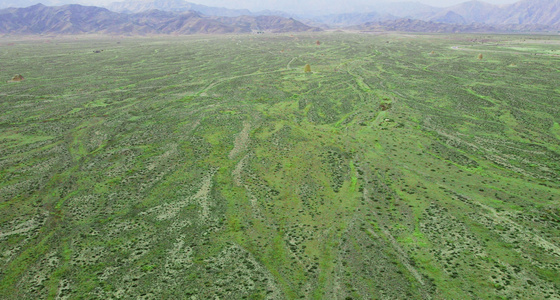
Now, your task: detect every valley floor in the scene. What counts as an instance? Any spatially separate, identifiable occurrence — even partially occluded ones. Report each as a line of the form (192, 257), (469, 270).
(1, 32), (559, 299)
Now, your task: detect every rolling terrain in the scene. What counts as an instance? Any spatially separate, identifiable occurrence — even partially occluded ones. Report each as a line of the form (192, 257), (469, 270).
(0, 33), (559, 299)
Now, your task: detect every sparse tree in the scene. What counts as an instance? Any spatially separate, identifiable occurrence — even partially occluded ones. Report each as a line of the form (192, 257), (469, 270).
(478, 53), (483, 60)
(316, 40), (321, 46)
(304, 64), (311, 73)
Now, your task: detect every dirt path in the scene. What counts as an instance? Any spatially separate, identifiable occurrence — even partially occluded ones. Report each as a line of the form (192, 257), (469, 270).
(363, 184), (427, 288)
(229, 121), (250, 160)
(232, 155), (264, 219)
(141, 169), (217, 222)
(232, 154), (247, 186)
(474, 199), (560, 257)
(355, 156), (432, 299)
(197, 56), (300, 97)
(356, 157), (430, 298)
(191, 168), (217, 221)
(287, 57), (298, 70)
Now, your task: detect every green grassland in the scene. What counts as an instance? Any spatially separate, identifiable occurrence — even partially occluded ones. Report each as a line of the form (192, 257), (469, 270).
(1, 33), (559, 299)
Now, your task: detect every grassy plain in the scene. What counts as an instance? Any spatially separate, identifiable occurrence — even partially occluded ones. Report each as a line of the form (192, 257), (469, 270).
(0, 32), (559, 299)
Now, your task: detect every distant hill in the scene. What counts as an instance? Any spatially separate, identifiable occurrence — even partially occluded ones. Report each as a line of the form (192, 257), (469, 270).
(107, 0), (251, 16)
(309, 2), (442, 26)
(428, 11), (468, 24)
(429, 1), (499, 24)
(0, 3), (320, 35)
(494, 0), (560, 26)
(312, 12), (398, 27)
(215, 15), (321, 33)
(106, 0), (291, 18)
(357, 1), (442, 19)
(353, 18), (495, 33)
(312, 0), (560, 29)
(0, 4), (130, 34)
(424, 0), (560, 27)
(353, 18), (554, 33)
(128, 9), (242, 34)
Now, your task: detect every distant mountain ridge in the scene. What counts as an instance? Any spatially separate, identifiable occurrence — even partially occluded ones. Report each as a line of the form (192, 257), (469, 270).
(106, 0), (291, 17)
(102, 0), (560, 29)
(425, 0), (560, 26)
(312, 12), (399, 27)
(0, 3), (320, 35)
(107, 0), (249, 16)
(353, 18), (553, 33)
(1, 0), (559, 35)
(322, 0), (560, 28)
(493, 0), (560, 25)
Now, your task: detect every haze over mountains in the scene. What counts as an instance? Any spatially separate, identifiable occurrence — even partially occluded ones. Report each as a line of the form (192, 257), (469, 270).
(107, 0), (290, 17)
(0, 0), (559, 34)
(313, 0), (560, 27)
(0, 4), (318, 34)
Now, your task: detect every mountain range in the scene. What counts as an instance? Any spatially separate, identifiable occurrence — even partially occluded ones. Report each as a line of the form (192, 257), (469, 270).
(424, 0), (560, 26)
(0, 0), (559, 35)
(353, 18), (553, 33)
(316, 0), (560, 28)
(106, 0), (290, 17)
(0, 3), (319, 35)
(103, 0), (560, 29)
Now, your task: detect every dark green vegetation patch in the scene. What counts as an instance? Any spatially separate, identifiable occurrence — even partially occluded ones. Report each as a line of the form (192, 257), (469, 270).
(1, 33), (559, 299)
